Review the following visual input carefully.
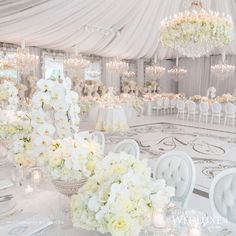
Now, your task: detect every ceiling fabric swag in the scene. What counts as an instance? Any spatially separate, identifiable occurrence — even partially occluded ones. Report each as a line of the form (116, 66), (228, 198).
(0, 0), (235, 59)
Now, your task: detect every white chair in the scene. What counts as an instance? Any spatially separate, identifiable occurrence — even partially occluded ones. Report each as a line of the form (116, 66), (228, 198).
(199, 101), (209, 123)
(170, 98), (177, 114)
(157, 98), (164, 115)
(186, 100), (197, 121)
(91, 131), (105, 154)
(163, 98), (170, 114)
(209, 168), (236, 224)
(211, 102), (222, 125)
(154, 151), (196, 208)
(224, 103), (236, 126)
(113, 139), (140, 159)
(176, 100), (185, 120)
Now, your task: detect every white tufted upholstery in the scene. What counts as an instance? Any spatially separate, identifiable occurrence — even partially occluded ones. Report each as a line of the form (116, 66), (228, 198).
(209, 168), (236, 224)
(113, 139), (140, 159)
(154, 151), (196, 208)
(186, 100), (197, 121)
(224, 103), (236, 126)
(91, 131), (105, 154)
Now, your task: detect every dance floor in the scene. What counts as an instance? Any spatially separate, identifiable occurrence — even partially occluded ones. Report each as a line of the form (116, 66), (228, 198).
(102, 118), (236, 196)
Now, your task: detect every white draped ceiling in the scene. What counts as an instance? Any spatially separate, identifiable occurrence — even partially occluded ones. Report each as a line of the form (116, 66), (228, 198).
(0, 0), (235, 59)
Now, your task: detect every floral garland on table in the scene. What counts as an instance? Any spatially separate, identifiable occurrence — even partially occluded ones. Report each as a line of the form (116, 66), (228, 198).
(0, 80), (19, 110)
(216, 93), (236, 103)
(131, 97), (144, 115)
(71, 152), (175, 236)
(190, 95), (202, 103)
(37, 133), (103, 182)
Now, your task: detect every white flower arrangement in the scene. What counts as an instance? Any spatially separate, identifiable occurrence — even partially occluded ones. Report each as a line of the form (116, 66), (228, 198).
(218, 93), (236, 103)
(31, 77), (80, 153)
(0, 110), (31, 140)
(71, 152), (174, 236)
(37, 132), (103, 182)
(10, 134), (35, 168)
(190, 95), (202, 102)
(0, 80), (19, 110)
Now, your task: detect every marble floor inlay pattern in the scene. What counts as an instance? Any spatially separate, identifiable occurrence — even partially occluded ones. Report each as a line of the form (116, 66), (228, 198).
(105, 122), (236, 195)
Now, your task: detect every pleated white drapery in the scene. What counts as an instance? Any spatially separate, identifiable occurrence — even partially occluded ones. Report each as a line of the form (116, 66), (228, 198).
(0, 0), (235, 59)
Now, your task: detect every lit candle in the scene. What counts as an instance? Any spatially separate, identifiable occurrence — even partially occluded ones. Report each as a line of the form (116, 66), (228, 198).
(152, 210), (166, 228)
(25, 184), (34, 194)
(188, 228), (201, 236)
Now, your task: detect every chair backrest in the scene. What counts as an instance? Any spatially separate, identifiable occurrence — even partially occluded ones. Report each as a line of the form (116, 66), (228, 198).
(154, 151), (196, 208)
(199, 101), (209, 113)
(157, 98), (163, 107)
(170, 99), (176, 107)
(176, 100), (185, 110)
(225, 103), (236, 115)
(163, 98), (170, 107)
(211, 102), (222, 114)
(91, 131), (105, 154)
(209, 168), (236, 224)
(186, 100), (196, 112)
(113, 139), (140, 159)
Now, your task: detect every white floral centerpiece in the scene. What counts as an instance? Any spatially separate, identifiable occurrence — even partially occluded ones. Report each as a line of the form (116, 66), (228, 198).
(71, 152), (174, 236)
(37, 133), (103, 182)
(0, 80), (19, 110)
(190, 95), (202, 103)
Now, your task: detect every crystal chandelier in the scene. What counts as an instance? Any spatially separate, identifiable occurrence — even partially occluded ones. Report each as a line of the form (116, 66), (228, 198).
(64, 46), (90, 76)
(160, 1), (234, 58)
(15, 40), (39, 74)
(145, 64), (165, 79)
(106, 57), (129, 74)
(122, 71), (136, 79)
(211, 52), (235, 80)
(168, 56), (187, 81)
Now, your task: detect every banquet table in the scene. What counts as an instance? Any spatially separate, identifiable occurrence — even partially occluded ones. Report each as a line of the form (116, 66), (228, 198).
(0, 164), (235, 236)
(95, 106), (129, 132)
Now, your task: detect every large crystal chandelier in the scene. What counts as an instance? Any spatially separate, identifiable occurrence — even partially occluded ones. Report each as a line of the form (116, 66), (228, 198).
(160, 1), (234, 58)
(106, 57), (129, 74)
(211, 52), (235, 80)
(145, 62), (165, 80)
(64, 46), (90, 76)
(122, 71), (136, 79)
(168, 56), (187, 81)
(15, 40), (39, 74)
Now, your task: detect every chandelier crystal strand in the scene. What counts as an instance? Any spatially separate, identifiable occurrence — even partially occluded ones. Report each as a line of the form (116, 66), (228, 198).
(160, 1), (234, 58)
(15, 40), (39, 74)
(106, 57), (129, 74)
(168, 56), (187, 81)
(211, 51), (235, 80)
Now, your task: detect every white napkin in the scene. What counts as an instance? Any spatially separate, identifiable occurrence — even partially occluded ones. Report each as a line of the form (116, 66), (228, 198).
(0, 214), (53, 236)
(0, 179), (13, 190)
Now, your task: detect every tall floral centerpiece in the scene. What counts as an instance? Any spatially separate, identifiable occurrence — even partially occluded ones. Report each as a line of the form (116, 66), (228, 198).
(71, 152), (174, 235)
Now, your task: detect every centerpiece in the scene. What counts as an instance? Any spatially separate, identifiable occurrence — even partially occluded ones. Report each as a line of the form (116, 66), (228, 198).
(71, 152), (175, 236)
(38, 133), (103, 196)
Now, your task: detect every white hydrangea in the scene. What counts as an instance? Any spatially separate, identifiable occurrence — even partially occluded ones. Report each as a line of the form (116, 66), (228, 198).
(71, 152), (175, 236)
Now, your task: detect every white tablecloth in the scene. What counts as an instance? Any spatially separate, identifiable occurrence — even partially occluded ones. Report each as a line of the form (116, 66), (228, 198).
(95, 106), (129, 132)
